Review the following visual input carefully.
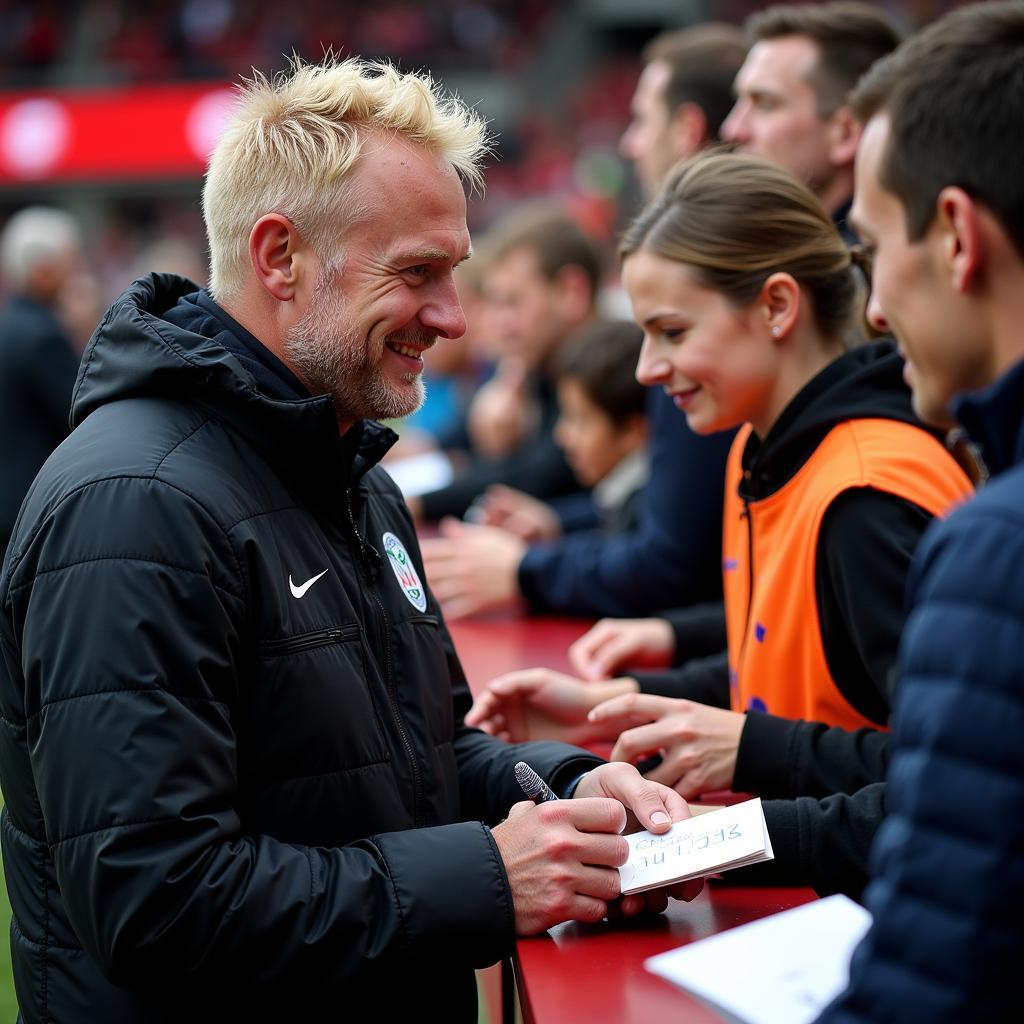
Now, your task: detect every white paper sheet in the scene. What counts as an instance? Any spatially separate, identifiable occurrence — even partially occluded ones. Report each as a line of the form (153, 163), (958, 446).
(645, 894), (872, 1024)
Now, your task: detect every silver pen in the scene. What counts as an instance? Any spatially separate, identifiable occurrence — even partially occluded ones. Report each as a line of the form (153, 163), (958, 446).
(514, 760), (559, 803)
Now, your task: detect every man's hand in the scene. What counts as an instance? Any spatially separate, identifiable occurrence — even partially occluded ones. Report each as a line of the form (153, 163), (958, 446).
(420, 519), (526, 619)
(477, 484), (562, 542)
(490, 798), (629, 934)
(569, 617), (676, 680)
(575, 763), (705, 914)
(465, 668), (638, 744)
(589, 694), (745, 799)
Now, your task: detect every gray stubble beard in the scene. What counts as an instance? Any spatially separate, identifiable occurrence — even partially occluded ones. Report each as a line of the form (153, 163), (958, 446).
(283, 279), (428, 422)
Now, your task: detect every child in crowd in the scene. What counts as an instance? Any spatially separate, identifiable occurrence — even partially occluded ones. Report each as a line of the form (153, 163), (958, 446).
(468, 153), (974, 897)
(476, 319), (650, 540)
(423, 320), (650, 619)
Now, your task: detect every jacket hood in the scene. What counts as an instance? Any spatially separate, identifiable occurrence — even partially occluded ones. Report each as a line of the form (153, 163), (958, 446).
(741, 340), (930, 499)
(70, 273), (395, 493)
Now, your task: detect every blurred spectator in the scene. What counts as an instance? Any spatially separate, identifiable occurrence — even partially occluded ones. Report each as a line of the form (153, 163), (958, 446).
(722, 2), (902, 234)
(422, 319), (650, 618)
(0, 206), (82, 555)
(477, 319), (649, 541)
(411, 203), (603, 521)
(619, 23), (746, 199)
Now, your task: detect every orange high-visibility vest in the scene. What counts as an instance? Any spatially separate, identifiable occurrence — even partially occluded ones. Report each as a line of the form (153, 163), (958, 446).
(722, 418), (973, 730)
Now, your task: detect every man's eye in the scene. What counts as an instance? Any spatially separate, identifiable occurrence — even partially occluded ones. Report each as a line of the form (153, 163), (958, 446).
(406, 265), (430, 278)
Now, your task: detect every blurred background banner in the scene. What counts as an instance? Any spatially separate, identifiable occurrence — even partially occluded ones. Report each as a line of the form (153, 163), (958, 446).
(0, 84), (235, 183)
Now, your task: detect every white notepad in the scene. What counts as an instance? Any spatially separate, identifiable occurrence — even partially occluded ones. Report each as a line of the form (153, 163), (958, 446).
(618, 798), (773, 895)
(644, 894), (872, 1024)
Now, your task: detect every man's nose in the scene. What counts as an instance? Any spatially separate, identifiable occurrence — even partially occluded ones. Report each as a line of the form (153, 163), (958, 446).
(866, 291), (890, 334)
(720, 101), (748, 143)
(619, 123), (640, 160)
(421, 279), (468, 340)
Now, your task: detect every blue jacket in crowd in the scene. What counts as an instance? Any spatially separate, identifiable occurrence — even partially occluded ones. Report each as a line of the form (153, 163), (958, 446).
(820, 356), (1024, 1022)
(517, 387), (735, 616)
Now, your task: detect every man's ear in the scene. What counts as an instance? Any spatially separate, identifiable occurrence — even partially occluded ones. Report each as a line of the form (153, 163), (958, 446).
(935, 186), (984, 294)
(670, 101), (709, 162)
(249, 214), (307, 301)
(827, 106), (861, 168)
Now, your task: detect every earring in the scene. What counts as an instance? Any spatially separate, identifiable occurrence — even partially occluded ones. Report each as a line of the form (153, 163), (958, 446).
(771, 325), (781, 337)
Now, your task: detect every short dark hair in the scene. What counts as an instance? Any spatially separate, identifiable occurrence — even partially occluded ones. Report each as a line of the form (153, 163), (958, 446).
(851, 1), (1024, 258)
(556, 320), (647, 425)
(487, 203), (604, 303)
(642, 24), (748, 139)
(748, 2), (902, 115)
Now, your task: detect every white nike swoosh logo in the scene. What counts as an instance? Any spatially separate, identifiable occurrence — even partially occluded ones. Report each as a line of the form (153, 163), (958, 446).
(289, 568), (329, 599)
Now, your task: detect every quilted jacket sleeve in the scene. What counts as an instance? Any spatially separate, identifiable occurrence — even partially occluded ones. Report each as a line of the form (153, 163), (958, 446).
(819, 498), (1024, 1021)
(5, 475), (512, 989)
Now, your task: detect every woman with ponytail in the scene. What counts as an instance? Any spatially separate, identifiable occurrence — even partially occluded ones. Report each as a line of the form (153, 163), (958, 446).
(470, 153), (973, 894)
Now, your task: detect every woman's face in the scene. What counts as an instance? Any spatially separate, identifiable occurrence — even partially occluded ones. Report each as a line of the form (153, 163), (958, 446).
(623, 249), (781, 436)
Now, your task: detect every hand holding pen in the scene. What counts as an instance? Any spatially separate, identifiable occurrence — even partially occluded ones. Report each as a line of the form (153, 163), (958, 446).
(491, 761), (699, 935)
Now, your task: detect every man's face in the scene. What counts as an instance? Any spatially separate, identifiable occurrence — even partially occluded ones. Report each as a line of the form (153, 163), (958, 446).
(619, 61), (676, 199)
(851, 115), (989, 427)
(483, 247), (572, 371)
(722, 36), (837, 198)
(283, 135), (471, 427)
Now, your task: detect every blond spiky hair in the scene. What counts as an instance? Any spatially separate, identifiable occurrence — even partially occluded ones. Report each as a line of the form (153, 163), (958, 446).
(203, 57), (491, 300)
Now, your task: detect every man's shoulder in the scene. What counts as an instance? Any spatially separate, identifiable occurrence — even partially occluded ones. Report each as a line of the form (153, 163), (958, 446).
(925, 462), (1024, 551)
(19, 395), (265, 542)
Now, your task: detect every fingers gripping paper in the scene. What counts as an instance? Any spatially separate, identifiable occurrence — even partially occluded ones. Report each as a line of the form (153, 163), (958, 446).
(618, 798), (773, 895)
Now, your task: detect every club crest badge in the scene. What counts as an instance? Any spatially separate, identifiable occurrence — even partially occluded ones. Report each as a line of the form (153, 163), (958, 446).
(382, 532), (428, 612)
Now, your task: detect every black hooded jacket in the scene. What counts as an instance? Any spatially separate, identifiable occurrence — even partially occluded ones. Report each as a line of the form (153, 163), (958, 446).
(633, 342), (964, 897)
(0, 275), (600, 1023)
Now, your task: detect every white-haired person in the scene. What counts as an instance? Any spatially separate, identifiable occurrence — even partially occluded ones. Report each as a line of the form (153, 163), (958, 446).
(0, 205), (83, 555)
(0, 59), (701, 1024)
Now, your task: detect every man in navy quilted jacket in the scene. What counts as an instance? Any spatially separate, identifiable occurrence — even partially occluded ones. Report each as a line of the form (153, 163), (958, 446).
(820, 3), (1024, 1020)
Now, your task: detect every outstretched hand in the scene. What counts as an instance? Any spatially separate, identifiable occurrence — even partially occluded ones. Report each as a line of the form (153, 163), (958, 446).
(569, 617), (676, 680)
(589, 694), (745, 800)
(465, 668), (638, 744)
(420, 518), (526, 620)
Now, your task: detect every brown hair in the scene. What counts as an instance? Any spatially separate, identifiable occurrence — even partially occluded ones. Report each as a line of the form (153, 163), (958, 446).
(620, 151), (857, 340)
(850, 0), (1024, 257)
(642, 24), (748, 139)
(747, 2), (902, 115)
(486, 203), (604, 304)
(556, 320), (647, 426)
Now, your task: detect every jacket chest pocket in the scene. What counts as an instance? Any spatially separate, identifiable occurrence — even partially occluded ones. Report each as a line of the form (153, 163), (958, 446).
(389, 614), (456, 752)
(243, 623), (390, 783)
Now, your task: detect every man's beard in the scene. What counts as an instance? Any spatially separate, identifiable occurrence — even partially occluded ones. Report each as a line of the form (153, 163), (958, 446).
(283, 280), (431, 422)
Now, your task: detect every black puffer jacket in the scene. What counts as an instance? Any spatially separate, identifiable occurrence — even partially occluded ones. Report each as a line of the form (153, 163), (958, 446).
(0, 275), (599, 1023)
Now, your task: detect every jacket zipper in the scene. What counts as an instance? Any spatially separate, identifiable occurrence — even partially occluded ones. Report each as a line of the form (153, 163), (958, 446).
(260, 624), (360, 657)
(736, 497), (756, 691)
(346, 486), (424, 828)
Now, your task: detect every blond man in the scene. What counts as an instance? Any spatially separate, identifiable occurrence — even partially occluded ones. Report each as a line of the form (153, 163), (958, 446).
(0, 59), (697, 1023)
